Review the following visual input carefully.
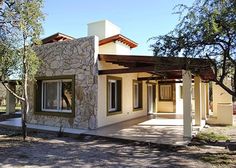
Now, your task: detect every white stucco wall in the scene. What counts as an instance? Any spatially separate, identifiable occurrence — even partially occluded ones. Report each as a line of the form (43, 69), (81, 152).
(115, 41), (131, 55)
(212, 80), (232, 116)
(87, 20), (120, 40)
(158, 101), (174, 112)
(99, 41), (131, 55)
(97, 73), (147, 127)
(99, 43), (117, 55)
(176, 83), (183, 114)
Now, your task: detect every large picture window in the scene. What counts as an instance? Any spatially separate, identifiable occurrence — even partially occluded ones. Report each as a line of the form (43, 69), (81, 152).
(159, 84), (173, 101)
(107, 76), (122, 114)
(42, 80), (72, 112)
(133, 80), (143, 109)
(35, 75), (75, 117)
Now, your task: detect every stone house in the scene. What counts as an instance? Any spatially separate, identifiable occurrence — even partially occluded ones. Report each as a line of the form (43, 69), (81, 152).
(26, 20), (234, 137)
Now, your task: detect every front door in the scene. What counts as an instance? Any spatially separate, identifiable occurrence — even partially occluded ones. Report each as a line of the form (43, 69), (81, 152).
(147, 84), (156, 114)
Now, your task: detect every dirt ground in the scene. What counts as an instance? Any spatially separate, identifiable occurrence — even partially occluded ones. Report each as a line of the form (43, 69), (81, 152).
(0, 127), (236, 168)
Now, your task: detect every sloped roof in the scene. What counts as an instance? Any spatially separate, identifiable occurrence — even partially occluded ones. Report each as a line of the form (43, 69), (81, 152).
(99, 34), (138, 48)
(42, 32), (75, 44)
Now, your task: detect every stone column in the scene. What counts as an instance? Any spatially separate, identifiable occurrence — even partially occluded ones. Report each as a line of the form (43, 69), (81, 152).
(182, 70), (192, 138)
(201, 82), (206, 120)
(194, 75), (202, 126)
(6, 82), (16, 114)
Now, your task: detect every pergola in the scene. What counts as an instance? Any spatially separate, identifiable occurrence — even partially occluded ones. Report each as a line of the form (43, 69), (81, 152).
(98, 54), (215, 138)
(98, 54), (214, 81)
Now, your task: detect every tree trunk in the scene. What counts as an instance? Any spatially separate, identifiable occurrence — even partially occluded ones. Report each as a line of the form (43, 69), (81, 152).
(22, 69), (29, 141)
(22, 35), (29, 141)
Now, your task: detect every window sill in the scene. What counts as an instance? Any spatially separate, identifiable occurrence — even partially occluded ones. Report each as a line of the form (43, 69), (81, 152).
(34, 111), (75, 118)
(107, 111), (122, 116)
(159, 100), (173, 102)
(133, 107), (143, 112)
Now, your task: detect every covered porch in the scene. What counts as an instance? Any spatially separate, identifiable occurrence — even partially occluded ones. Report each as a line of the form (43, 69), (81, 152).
(98, 54), (215, 138)
(85, 113), (205, 145)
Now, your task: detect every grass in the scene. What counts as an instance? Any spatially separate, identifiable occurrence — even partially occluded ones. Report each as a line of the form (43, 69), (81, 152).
(196, 132), (231, 142)
(200, 153), (236, 165)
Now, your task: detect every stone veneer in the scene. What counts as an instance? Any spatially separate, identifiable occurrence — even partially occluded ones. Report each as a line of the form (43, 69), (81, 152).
(0, 83), (6, 106)
(28, 36), (98, 129)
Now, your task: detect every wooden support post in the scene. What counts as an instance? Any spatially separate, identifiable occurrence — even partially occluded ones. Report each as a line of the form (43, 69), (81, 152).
(182, 70), (192, 138)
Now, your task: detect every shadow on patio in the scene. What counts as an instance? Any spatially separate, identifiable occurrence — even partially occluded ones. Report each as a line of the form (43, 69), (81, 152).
(84, 113), (202, 146)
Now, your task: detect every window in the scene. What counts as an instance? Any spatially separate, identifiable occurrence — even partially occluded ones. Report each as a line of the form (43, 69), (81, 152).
(133, 81), (143, 109)
(159, 84), (173, 101)
(107, 77), (122, 114)
(42, 80), (72, 112)
(35, 75), (75, 117)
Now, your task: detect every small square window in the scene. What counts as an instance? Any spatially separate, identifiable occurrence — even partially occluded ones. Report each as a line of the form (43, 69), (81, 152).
(159, 84), (173, 101)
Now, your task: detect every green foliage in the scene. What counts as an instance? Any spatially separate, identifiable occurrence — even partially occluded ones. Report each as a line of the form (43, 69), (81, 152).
(150, 0), (236, 96)
(0, 0), (44, 140)
(0, 0), (44, 82)
(196, 131), (230, 142)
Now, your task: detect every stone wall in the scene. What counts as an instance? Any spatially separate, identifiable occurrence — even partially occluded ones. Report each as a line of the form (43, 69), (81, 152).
(28, 36), (98, 129)
(0, 83), (6, 106)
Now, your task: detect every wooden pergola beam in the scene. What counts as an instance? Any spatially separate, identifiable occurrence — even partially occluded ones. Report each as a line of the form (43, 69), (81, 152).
(98, 66), (182, 75)
(98, 66), (154, 75)
(137, 76), (183, 81)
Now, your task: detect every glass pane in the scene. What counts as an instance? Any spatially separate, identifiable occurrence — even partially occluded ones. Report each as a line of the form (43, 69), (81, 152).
(134, 84), (138, 107)
(61, 81), (72, 110)
(43, 82), (58, 110)
(111, 82), (116, 109)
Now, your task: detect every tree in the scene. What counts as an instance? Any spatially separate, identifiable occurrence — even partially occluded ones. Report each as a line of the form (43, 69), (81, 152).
(0, 0), (44, 140)
(150, 0), (236, 97)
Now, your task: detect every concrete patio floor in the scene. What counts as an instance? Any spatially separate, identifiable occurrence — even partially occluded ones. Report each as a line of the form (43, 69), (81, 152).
(84, 113), (204, 146)
(0, 113), (204, 146)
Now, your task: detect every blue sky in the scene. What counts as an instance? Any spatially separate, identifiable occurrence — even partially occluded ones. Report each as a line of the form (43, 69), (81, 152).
(42, 0), (195, 55)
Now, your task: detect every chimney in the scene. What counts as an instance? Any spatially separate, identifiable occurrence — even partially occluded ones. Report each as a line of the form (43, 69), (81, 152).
(87, 20), (120, 40)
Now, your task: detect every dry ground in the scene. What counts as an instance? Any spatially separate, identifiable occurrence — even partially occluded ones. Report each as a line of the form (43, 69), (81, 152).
(0, 127), (236, 168)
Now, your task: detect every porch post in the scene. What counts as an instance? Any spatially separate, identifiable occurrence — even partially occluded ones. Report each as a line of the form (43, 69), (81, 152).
(206, 83), (209, 116)
(201, 82), (206, 120)
(182, 70), (192, 138)
(194, 75), (202, 126)
(6, 82), (16, 115)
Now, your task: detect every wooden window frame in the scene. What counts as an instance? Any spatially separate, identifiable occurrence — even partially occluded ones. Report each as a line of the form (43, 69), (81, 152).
(133, 80), (143, 110)
(159, 83), (173, 101)
(107, 76), (122, 116)
(34, 75), (75, 117)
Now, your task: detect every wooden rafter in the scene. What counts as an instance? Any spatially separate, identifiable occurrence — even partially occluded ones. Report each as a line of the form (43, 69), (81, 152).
(98, 54), (215, 80)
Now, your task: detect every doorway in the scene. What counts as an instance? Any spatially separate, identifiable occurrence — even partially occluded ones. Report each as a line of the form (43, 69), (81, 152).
(147, 83), (156, 114)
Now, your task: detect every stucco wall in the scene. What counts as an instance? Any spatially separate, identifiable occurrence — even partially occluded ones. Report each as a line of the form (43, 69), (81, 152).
(97, 73), (147, 127)
(99, 41), (131, 55)
(213, 80), (232, 116)
(88, 20), (120, 40)
(28, 36), (98, 129)
(175, 83), (195, 114)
